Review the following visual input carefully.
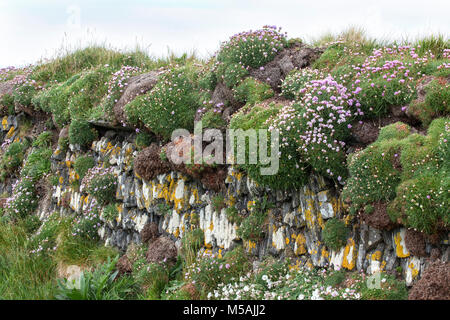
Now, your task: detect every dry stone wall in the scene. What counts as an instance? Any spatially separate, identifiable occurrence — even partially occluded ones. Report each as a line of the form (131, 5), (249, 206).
(1, 114), (448, 286)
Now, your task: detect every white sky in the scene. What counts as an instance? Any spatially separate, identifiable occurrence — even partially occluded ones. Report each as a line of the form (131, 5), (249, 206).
(0, 0), (449, 68)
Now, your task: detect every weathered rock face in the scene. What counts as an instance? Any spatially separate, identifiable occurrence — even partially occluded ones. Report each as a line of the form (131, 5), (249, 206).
(1, 115), (448, 286)
(113, 70), (161, 125)
(249, 44), (323, 91)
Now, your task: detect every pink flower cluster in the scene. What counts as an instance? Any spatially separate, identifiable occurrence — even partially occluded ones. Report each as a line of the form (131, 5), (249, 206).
(217, 25), (287, 69)
(80, 165), (116, 193)
(105, 65), (142, 103)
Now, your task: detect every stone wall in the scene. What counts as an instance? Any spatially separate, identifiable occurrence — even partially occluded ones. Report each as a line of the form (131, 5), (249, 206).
(2, 114), (449, 286)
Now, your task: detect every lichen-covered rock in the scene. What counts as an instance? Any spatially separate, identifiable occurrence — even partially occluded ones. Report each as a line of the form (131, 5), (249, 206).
(38, 131), (445, 284)
(393, 228), (411, 258)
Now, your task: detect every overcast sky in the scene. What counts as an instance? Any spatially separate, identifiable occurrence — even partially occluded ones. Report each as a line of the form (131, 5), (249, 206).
(1, 0), (449, 68)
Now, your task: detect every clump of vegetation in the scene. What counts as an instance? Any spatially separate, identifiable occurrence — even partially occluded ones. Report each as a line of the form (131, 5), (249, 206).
(81, 166), (117, 205)
(216, 25), (287, 70)
(4, 139), (52, 219)
(181, 228), (205, 267)
(321, 218), (349, 251)
(100, 65), (142, 119)
(232, 77), (274, 105)
(199, 108), (227, 129)
(124, 65), (202, 140)
(135, 131), (154, 150)
(0, 140), (28, 181)
(55, 255), (136, 300)
(33, 66), (110, 126)
(271, 76), (357, 181)
(281, 68), (325, 100)
(230, 101), (310, 190)
(69, 119), (98, 148)
(212, 26), (287, 89)
(225, 206), (243, 225)
(102, 203), (119, 223)
(134, 261), (170, 299)
(0, 93), (15, 115)
(388, 174), (445, 234)
(377, 122), (413, 142)
(32, 131), (53, 148)
(211, 195), (225, 212)
(134, 144), (170, 181)
(408, 77), (449, 126)
(184, 246), (250, 297)
(73, 156), (95, 181)
(4, 178), (38, 219)
(72, 204), (103, 241)
(343, 140), (403, 209)
(237, 198), (272, 242)
(345, 118), (449, 235)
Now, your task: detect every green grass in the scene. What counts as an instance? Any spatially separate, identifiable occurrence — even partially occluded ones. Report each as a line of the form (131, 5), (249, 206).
(321, 218), (349, 251)
(0, 220), (57, 299)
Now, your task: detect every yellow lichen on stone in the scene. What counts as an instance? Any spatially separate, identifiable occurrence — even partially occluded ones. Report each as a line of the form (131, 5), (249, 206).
(344, 214), (352, 226)
(304, 200), (316, 229)
(321, 246), (329, 259)
(330, 196), (343, 216)
(294, 234), (307, 255)
(232, 170), (243, 181)
(317, 213), (325, 229)
(408, 262), (419, 279)
(190, 187), (200, 204)
(248, 240), (256, 250)
(342, 238), (357, 270)
(2, 116), (8, 130)
(285, 237), (290, 245)
(209, 222), (214, 231)
(225, 193), (236, 207)
(6, 126), (15, 139)
(394, 231), (410, 258)
(289, 259), (302, 271)
(371, 250), (382, 261)
(173, 228), (180, 238)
